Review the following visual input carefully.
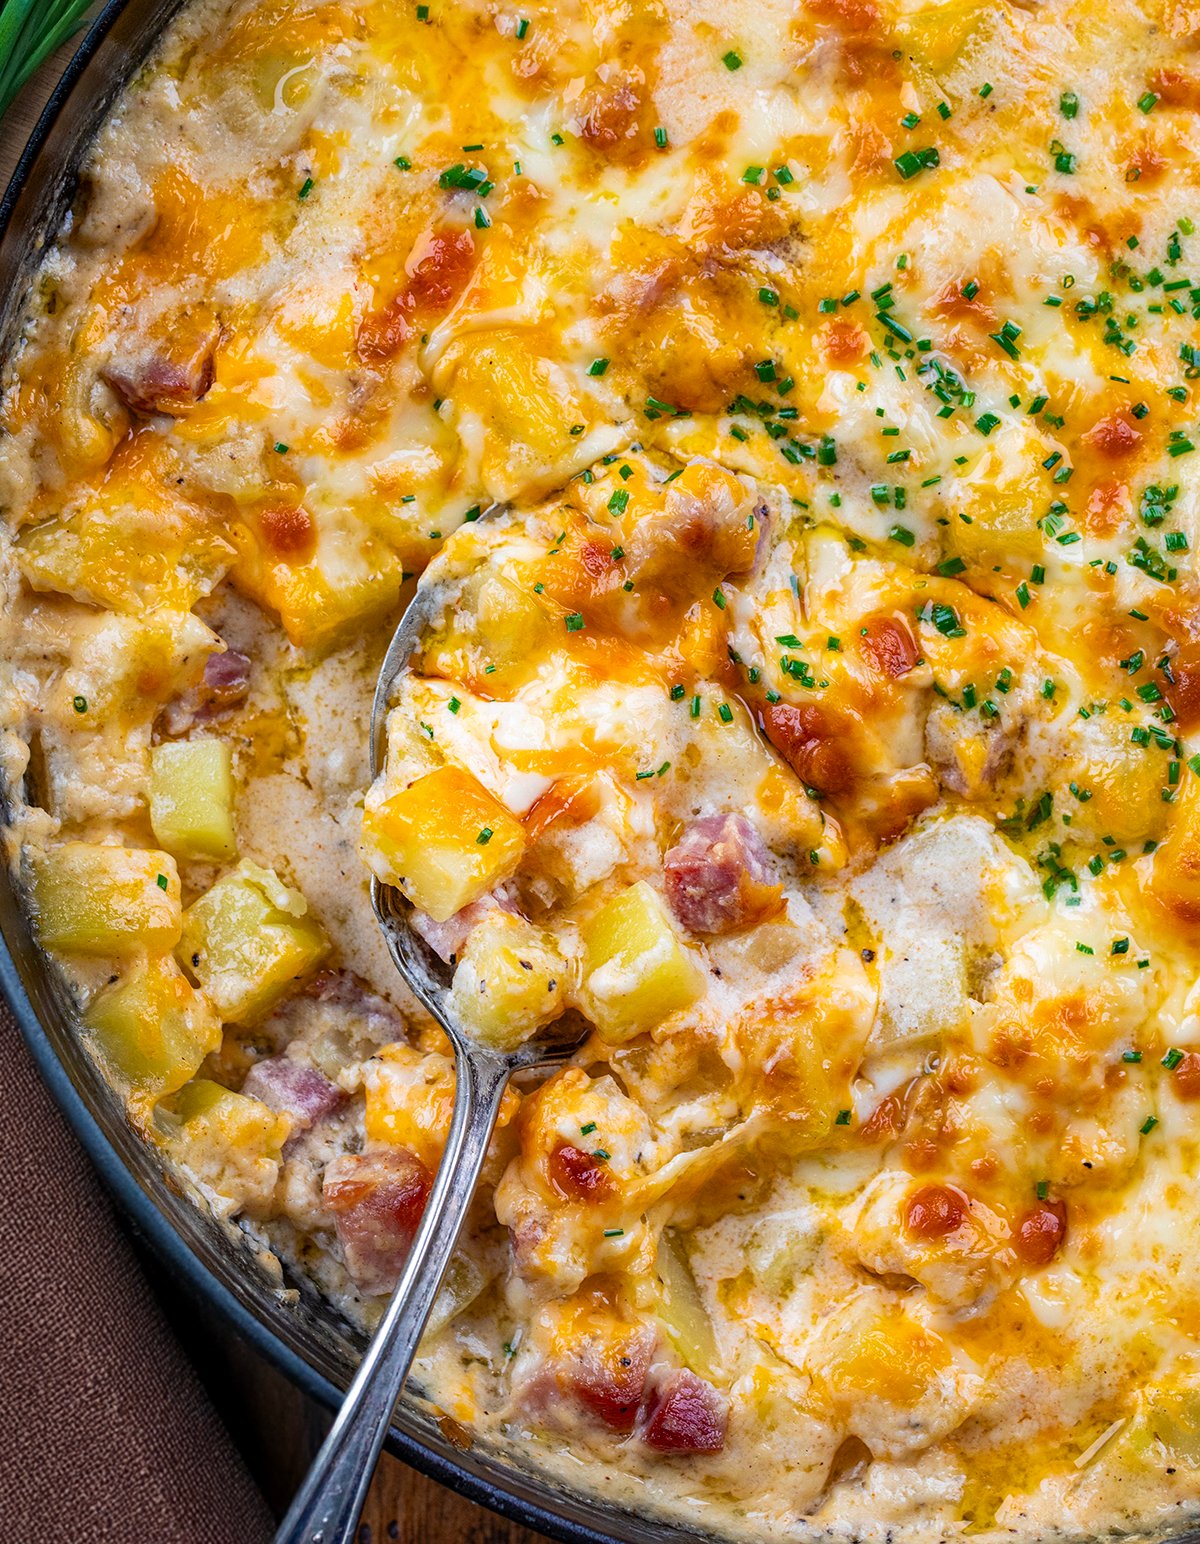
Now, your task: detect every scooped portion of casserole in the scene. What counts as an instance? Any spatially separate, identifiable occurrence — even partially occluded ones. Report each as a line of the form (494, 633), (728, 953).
(5, 0), (1200, 1534)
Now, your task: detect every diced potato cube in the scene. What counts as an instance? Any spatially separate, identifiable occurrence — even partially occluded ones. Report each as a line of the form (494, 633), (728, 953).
(16, 498), (232, 615)
(229, 520), (407, 652)
(1153, 777), (1200, 924)
(361, 765), (527, 921)
(812, 1307), (953, 1410)
(426, 1251), (488, 1336)
(424, 572), (553, 691)
(150, 739), (237, 861)
(1120, 1386), (1200, 1468)
(892, 0), (993, 68)
(946, 442), (1045, 569)
(176, 1077), (287, 1140)
(579, 881), (704, 1042)
(57, 610), (213, 718)
(473, 573), (552, 681)
(656, 1230), (720, 1379)
(85, 956), (221, 1107)
(173, 1078), (289, 1216)
(442, 328), (602, 501)
(363, 1045), (456, 1166)
(32, 843), (181, 957)
(449, 911), (568, 1049)
(178, 860), (329, 1023)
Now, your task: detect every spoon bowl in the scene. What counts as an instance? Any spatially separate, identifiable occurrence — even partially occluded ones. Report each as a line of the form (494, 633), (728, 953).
(272, 571), (589, 1544)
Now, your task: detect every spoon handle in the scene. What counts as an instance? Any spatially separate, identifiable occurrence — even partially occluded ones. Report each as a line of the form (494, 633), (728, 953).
(272, 1045), (513, 1544)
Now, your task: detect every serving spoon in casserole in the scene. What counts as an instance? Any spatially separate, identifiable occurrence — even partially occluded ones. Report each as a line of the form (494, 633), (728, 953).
(274, 580), (588, 1544)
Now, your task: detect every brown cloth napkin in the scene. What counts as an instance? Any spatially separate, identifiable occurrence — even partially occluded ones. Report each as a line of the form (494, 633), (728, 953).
(0, 996), (274, 1544)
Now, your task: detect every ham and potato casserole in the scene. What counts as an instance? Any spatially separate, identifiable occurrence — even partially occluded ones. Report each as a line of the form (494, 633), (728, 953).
(6, 0), (1200, 1533)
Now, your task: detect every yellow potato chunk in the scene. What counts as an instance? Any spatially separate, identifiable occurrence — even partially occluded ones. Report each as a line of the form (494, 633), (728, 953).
(363, 1042), (520, 1165)
(173, 1078), (289, 1216)
(85, 956), (221, 1105)
(32, 844), (181, 957)
(1122, 1386), (1200, 1468)
(1151, 776), (1200, 925)
(178, 860), (329, 1023)
(945, 441), (1045, 570)
(229, 520), (407, 652)
(420, 572), (552, 693)
(474, 574), (551, 669)
(449, 911), (568, 1049)
(442, 328), (597, 501)
(16, 499), (232, 614)
(655, 1230), (720, 1379)
(56, 610), (213, 718)
(579, 881), (704, 1042)
(176, 1077), (287, 1144)
(892, 0), (993, 68)
(150, 739), (237, 861)
(361, 765), (527, 922)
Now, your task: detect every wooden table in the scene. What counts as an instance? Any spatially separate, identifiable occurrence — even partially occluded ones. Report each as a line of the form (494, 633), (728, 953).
(0, 28), (546, 1544)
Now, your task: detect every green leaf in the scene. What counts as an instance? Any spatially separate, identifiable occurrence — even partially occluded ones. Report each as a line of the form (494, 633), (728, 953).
(0, 0), (95, 120)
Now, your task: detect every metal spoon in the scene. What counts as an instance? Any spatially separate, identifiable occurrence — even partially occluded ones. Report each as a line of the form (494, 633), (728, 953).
(274, 579), (585, 1544)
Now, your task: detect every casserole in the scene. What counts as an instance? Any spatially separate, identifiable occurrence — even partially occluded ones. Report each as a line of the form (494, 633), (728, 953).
(7, 0), (1200, 1539)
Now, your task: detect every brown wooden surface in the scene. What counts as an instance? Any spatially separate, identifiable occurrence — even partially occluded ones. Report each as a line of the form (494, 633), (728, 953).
(0, 31), (547, 1544)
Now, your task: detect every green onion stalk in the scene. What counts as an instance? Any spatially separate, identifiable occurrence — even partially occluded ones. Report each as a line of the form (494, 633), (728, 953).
(0, 0), (96, 120)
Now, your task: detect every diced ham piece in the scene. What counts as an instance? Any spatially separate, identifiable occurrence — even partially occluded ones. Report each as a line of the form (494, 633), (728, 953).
(410, 893), (519, 964)
(640, 1370), (728, 1454)
(547, 1142), (615, 1201)
(201, 647), (252, 703)
(663, 813), (782, 935)
(564, 1324), (654, 1432)
(324, 1148), (432, 1295)
(102, 324), (220, 416)
(301, 968), (406, 1039)
(159, 647), (251, 736)
(861, 616), (919, 679)
(241, 1057), (344, 1130)
(762, 700), (855, 794)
